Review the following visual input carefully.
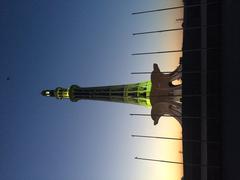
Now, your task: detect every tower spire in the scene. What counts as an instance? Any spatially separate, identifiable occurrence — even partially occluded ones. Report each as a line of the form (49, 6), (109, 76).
(42, 82), (152, 107)
(41, 63), (182, 125)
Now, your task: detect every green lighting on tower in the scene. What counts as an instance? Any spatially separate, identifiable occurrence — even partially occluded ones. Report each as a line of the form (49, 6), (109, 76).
(42, 81), (152, 108)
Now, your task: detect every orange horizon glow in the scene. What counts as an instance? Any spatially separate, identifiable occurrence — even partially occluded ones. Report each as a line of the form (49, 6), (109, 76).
(146, 6), (184, 180)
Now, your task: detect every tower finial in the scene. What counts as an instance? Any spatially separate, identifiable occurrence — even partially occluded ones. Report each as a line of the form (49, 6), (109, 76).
(41, 90), (54, 97)
(41, 87), (70, 100)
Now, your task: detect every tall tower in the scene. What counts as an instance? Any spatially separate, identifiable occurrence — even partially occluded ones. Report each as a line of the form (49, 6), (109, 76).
(42, 64), (182, 125)
(42, 81), (152, 107)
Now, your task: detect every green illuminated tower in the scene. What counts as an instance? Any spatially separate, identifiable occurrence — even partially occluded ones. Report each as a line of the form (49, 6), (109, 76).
(42, 64), (182, 125)
(42, 81), (152, 107)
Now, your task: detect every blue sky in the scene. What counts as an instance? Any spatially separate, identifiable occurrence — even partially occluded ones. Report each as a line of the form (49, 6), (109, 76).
(0, 0), (183, 180)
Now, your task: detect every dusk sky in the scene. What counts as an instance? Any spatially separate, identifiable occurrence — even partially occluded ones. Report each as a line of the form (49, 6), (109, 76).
(1, 0), (183, 180)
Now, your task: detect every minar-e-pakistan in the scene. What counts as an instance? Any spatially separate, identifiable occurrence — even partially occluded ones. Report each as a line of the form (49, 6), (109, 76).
(42, 63), (182, 125)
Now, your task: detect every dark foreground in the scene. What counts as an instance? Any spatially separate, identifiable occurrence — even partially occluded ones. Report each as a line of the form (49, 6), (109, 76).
(182, 0), (240, 179)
